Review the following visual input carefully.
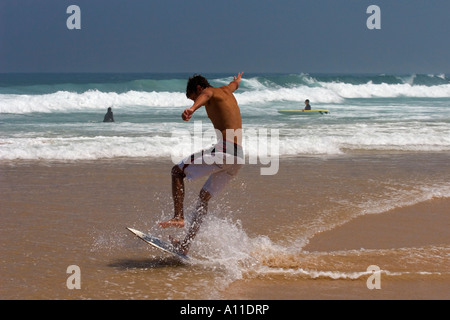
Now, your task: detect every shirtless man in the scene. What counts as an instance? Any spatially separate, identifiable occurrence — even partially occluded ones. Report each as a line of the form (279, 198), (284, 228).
(158, 73), (244, 255)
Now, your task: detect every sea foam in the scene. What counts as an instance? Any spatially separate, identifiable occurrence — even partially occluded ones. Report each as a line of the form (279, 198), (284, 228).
(0, 90), (188, 114)
(2, 80), (450, 114)
(2, 125), (450, 161)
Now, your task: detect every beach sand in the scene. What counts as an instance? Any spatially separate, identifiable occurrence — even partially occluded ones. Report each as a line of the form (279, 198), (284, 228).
(224, 198), (450, 300)
(304, 198), (450, 252)
(1, 153), (449, 300)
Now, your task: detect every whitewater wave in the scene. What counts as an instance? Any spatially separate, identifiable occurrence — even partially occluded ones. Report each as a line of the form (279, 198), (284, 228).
(0, 136), (181, 160)
(1, 78), (450, 114)
(0, 90), (189, 114)
(1, 126), (450, 161)
(321, 81), (450, 99)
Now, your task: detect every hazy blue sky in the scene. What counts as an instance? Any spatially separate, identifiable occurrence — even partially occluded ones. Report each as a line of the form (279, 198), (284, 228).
(1, 0), (449, 74)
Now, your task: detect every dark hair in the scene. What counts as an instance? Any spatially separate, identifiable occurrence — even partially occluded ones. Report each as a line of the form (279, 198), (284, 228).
(186, 74), (211, 98)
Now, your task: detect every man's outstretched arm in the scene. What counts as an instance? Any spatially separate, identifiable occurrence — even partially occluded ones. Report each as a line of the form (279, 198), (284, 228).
(227, 72), (243, 92)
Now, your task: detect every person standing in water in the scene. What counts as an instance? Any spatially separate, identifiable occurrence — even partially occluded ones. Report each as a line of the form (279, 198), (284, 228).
(158, 73), (244, 255)
(103, 107), (115, 122)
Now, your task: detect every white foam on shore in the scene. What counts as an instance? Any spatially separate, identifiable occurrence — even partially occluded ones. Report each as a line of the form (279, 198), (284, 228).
(2, 125), (450, 161)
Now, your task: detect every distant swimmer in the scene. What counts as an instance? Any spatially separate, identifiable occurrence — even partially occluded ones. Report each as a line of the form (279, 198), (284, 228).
(303, 99), (312, 111)
(158, 73), (244, 256)
(103, 107), (115, 122)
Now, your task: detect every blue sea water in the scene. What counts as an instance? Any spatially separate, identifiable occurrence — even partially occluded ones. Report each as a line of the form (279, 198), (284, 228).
(0, 73), (449, 161)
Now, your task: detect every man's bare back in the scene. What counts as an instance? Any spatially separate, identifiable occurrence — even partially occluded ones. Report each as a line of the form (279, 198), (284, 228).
(204, 86), (242, 143)
(182, 72), (243, 144)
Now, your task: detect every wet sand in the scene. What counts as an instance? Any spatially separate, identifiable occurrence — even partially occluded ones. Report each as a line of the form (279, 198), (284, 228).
(304, 198), (450, 252)
(1, 153), (449, 300)
(224, 198), (450, 300)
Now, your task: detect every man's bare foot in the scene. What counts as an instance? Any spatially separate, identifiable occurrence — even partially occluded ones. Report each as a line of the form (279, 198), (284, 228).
(169, 235), (189, 256)
(158, 218), (185, 229)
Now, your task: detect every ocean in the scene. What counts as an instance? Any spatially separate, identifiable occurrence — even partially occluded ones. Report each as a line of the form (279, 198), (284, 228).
(1, 73), (449, 300)
(1, 73), (450, 160)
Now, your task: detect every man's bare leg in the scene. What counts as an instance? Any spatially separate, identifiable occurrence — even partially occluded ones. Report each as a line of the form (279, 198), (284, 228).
(158, 165), (186, 228)
(171, 189), (211, 255)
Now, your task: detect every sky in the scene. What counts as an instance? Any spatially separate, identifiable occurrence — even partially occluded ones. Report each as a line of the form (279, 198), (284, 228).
(1, 0), (449, 74)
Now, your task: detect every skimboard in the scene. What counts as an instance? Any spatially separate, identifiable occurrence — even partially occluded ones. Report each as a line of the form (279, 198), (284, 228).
(278, 109), (330, 115)
(126, 227), (189, 260)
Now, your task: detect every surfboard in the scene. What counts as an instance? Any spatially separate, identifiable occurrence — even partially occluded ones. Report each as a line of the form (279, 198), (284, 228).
(278, 109), (330, 115)
(126, 227), (189, 260)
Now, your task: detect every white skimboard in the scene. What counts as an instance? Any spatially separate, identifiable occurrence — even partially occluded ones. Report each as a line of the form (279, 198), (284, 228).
(126, 227), (189, 261)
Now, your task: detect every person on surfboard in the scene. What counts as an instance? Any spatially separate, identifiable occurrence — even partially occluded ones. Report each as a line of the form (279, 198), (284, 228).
(303, 99), (311, 111)
(158, 73), (244, 255)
